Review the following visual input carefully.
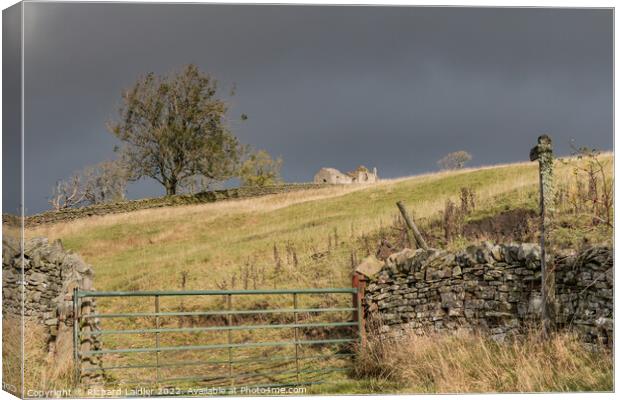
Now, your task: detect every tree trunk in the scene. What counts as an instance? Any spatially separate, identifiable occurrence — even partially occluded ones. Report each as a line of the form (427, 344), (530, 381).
(165, 182), (177, 196)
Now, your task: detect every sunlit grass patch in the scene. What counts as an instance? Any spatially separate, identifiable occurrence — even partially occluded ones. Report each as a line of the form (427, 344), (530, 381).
(353, 328), (613, 393)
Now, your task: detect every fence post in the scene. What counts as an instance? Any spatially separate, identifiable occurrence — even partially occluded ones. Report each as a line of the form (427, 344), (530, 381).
(293, 293), (300, 384)
(530, 134), (556, 338)
(154, 295), (160, 384)
(396, 201), (428, 250)
(352, 273), (366, 347)
(73, 287), (80, 385)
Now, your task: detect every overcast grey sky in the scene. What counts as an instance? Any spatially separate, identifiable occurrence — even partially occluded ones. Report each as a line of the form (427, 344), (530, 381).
(6, 4), (614, 214)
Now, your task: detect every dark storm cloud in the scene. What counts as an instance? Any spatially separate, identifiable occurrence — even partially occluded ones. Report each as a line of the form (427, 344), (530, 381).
(14, 4), (612, 214)
(2, 3), (22, 216)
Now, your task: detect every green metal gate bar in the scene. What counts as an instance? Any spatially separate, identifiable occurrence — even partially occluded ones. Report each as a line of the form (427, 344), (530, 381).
(90, 321), (357, 336)
(77, 288), (357, 297)
(74, 287), (361, 390)
(82, 307), (356, 319)
(82, 353), (355, 372)
(82, 338), (356, 356)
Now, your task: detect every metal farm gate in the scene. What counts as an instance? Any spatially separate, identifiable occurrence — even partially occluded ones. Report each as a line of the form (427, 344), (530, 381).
(73, 286), (364, 393)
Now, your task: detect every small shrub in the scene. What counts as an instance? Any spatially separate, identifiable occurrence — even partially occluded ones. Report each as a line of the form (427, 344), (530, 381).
(459, 187), (476, 214)
(559, 145), (613, 228)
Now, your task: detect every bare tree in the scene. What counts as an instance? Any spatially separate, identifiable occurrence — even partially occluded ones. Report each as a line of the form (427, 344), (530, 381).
(437, 151), (472, 170)
(49, 174), (86, 211)
(82, 160), (129, 204)
(49, 160), (129, 211)
(108, 64), (245, 196)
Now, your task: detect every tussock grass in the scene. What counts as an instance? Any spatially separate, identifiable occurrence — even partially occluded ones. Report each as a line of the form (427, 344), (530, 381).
(2, 316), (23, 397)
(352, 328), (613, 393)
(2, 317), (75, 396)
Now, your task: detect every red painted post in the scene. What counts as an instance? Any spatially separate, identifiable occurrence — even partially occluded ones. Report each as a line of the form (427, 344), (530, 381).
(352, 272), (367, 347)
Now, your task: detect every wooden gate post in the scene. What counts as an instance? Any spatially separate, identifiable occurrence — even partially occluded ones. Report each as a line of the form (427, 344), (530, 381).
(352, 273), (367, 347)
(529, 134), (556, 337)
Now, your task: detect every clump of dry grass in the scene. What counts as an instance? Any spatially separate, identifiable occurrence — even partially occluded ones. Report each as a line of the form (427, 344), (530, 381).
(353, 327), (613, 393)
(2, 316), (23, 396)
(2, 317), (76, 396)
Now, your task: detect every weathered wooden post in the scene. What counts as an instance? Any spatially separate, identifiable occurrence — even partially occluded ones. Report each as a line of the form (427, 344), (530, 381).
(529, 134), (555, 337)
(396, 201), (429, 250)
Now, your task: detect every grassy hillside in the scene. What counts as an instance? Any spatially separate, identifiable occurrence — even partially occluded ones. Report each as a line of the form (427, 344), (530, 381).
(28, 162), (536, 290)
(28, 156), (612, 294)
(23, 155), (613, 393)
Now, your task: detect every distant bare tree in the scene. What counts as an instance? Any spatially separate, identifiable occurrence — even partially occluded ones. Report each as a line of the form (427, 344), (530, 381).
(437, 151), (472, 170)
(49, 174), (86, 211)
(82, 160), (129, 204)
(49, 160), (129, 211)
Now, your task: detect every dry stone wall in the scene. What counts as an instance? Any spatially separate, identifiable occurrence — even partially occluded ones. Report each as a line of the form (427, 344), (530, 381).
(2, 237), (104, 382)
(364, 243), (613, 344)
(7, 183), (331, 227)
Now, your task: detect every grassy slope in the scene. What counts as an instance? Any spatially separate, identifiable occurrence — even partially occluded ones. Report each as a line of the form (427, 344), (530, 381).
(24, 156), (613, 392)
(29, 161), (542, 293)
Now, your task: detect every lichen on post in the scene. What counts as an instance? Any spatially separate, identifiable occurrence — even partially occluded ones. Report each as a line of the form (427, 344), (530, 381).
(529, 134), (556, 336)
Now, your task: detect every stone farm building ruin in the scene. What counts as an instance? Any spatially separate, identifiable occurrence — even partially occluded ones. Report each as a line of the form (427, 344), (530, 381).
(314, 165), (378, 184)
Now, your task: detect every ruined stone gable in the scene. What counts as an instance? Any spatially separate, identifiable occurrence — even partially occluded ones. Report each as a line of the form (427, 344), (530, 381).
(314, 165), (378, 184)
(314, 168), (353, 184)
